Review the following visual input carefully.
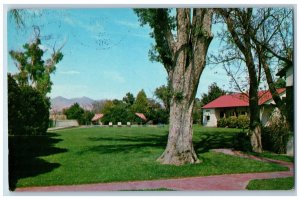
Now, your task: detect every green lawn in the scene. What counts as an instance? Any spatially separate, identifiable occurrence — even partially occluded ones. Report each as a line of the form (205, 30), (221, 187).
(246, 177), (294, 190)
(9, 126), (289, 190)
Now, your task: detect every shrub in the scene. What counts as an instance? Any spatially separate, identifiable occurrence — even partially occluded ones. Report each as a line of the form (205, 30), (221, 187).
(237, 115), (250, 129)
(233, 131), (252, 151)
(218, 115), (250, 129)
(227, 116), (238, 128)
(19, 86), (50, 135)
(217, 117), (228, 127)
(262, 114), (290, 154)
(8, 74), (50, 135)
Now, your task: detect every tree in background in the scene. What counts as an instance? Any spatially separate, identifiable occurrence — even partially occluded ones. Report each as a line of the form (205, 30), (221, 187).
(92, 100), (107, 114)
(101, 100), (131, 124)
(192, 98), (202, 124)
(63, 103), (93, 125)
(135, 8), (213, 165)
(154, 85), (172, 113)
(131, 89), (150, 119)
(201, 82), (226, 106)
(122, 92), (135, 107)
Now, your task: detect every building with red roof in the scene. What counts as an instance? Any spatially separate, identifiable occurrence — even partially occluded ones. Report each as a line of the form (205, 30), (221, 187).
(202, 88), (286, 127)
(91, 113), (104, 125)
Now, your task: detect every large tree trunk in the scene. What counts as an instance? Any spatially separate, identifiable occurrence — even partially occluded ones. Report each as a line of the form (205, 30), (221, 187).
(157, 8), (213, 165)
(157, 98), (200, 165)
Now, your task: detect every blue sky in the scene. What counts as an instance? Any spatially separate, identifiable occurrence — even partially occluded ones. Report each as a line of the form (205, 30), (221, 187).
(7, 8), (230, 100)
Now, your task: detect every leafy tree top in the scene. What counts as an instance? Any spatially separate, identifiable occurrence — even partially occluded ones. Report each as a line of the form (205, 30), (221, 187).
(201, 82), (226, 106)
(9, 36), (63, 96)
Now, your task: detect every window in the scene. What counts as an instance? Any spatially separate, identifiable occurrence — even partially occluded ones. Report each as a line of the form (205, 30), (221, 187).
(206, 116), (210, 121)
(220, 111), (225, 118)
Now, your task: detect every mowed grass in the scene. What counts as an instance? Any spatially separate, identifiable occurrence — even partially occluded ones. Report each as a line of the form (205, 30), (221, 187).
(9, 126), (289, 189)
(246, 177), (294, 190)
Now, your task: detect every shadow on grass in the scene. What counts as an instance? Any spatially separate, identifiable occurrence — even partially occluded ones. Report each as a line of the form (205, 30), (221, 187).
(84, 133), (169, 154)
(9, 133), (67, 191)
(84, 129), (249, 156)
(194, 131), (251, 154)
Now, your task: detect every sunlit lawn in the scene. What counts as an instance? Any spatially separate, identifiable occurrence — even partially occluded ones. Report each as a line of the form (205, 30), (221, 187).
(9, 126), (290, 190)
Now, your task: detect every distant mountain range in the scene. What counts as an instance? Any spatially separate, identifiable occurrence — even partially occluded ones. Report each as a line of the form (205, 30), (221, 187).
(50, 96), (95, 111)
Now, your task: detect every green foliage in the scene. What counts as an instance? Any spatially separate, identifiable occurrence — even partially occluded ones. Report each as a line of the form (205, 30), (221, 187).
(9, 36), (63, 96)
(262, 116), (290, 154)
(147, 99), (169, 124)
(174, 91), (184, 103)
(233, 131), (252, 152)
(64, 103), (94, 125)
(201, 82), (226, 106)
(217, 117), (228, 128)
(131, 89), (150, 118)
(64, 103), (84, 120)
(122, 92), (135, 106)
(101, 100), (131, 125)
(134, 9), (175, 71)
(274, 77), (286, 89)
(236, 115), (250, 129)
(218, 115), (250, 129)
(227, 116), (238, 128)
(8, 74), (50, 135)
(8, 74), (24, 135)
(154, 84), (171, 112)
(192, 98), (202, 124)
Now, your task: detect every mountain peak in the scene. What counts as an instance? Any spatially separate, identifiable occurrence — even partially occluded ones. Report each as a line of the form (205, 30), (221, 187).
(50, 96), (95, 111)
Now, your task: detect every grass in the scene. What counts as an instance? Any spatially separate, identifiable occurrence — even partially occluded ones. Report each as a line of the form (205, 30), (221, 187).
(248, 151), (294, 163)
(9, 126), (290, 190)
(246, 177), (294, 190)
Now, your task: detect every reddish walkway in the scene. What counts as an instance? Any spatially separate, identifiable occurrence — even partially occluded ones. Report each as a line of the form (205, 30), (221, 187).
(15, 149), (294, 192)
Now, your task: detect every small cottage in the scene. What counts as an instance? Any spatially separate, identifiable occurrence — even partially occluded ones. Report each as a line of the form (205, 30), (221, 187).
(202, 88), (286, 127)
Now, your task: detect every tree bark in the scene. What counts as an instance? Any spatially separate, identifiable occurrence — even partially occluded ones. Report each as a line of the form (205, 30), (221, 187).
(157, 8), (213, 165)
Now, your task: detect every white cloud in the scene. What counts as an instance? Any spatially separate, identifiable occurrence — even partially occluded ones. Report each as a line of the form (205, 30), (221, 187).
(115, 20), (140, 29)
(59, 70), (80, 75)
(63, 16), (104, 34)
(102, 70), (125, 83)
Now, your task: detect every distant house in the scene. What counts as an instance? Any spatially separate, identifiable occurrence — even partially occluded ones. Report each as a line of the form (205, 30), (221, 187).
(202, 88), (286, 127)
(135, 113), (147, 121)
(92, 113), (104, 125)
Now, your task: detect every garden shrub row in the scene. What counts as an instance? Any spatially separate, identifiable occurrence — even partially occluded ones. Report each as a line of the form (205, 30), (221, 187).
(217, 115), (250, 129)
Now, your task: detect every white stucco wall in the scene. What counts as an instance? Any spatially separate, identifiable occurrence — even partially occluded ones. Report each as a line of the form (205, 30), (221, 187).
(202, 109), (219, 127)
(286, 66), (293, 87)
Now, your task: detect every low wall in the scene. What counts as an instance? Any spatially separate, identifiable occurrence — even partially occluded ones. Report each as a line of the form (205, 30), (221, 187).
(54, 120), (79, 128)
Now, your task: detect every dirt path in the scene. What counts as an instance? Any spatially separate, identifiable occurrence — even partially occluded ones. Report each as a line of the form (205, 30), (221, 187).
(15, 149), (294, 192)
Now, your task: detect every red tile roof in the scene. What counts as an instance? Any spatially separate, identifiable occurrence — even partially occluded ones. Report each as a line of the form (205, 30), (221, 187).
(202, 88), (286, 109)
(135, 113), (147, 121)
(91, 113), (104, 121)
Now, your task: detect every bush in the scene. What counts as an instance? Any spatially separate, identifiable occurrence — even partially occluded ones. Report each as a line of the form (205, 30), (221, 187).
(218, 115), (250, 129)
(19, 86), (50, 135)
(233, 131), (252, 151)
(237, 115), (250, 129)
(8, 75), (50, 135)
(262, 115), (290, 154)
(217, 117), (227, 127)
(227, 116), (238, 128)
